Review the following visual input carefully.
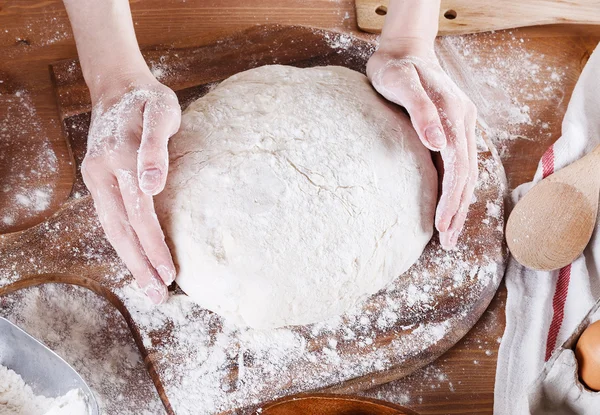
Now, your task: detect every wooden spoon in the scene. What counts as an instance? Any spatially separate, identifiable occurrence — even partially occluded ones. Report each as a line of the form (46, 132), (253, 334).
(506, 145), (600, 271)
(260, 393), (419, 415)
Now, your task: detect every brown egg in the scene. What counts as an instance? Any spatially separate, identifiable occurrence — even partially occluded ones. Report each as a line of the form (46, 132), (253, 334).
(575, 320), (600, 391)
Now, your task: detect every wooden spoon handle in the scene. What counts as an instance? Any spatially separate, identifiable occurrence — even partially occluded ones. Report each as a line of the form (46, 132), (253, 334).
(550, 143), (600, 185)
(356, 0), (600, 34)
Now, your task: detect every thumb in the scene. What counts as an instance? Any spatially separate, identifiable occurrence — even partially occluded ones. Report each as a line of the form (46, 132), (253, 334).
(137, 97), (181, 196)
(371, 64), (446, 151)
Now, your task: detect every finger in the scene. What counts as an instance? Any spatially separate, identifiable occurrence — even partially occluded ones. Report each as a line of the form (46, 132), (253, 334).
(446, 108), (479, 246)
(138, 95), (181, 196)
(370, 64), (446, 151)
(116, 168), (176, 286)
(86, 169), (168, 304)
(435, 110), (470, 239)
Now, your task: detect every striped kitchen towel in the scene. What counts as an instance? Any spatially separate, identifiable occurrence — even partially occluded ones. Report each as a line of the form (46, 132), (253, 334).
(495, 42), (600, 414)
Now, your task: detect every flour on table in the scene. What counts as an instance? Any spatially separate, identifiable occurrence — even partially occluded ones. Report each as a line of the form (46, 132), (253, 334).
(0, 141), (504, 415)
(0, 87), (59, 232)
(156, 64), (438, 329)
(439, 33), (567, 159)
(0, 285), (165, 415)
(0, 365), (88, 415)
(0, 29), (507, 415)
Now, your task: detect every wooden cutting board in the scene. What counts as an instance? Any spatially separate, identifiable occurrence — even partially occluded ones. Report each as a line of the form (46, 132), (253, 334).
(0, 25), (507, 414)
(356, 0), (600, 34)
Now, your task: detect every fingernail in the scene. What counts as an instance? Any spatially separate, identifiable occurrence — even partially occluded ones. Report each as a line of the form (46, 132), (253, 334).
(425, 126), (446, 150)
(146, 286), (166, 305)
(451, 229), (460, 246)
(140, 168), (162, 194)
(435, 209), (449, 233)
(440, 236), (452, 251)
(157, 265), (176, 285)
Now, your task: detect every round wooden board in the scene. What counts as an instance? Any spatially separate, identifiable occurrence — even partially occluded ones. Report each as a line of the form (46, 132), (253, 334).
(0, 26), (507, 414)
(261, 393), (420, 415)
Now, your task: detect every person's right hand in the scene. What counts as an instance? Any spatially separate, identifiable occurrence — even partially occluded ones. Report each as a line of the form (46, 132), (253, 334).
(82, 72), (181, 304)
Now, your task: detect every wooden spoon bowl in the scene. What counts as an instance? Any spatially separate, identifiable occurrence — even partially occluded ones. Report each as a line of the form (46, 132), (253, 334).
(507, 180), (596, 270)
(507, 144), (600, 271)
(260, 393), (419, 415)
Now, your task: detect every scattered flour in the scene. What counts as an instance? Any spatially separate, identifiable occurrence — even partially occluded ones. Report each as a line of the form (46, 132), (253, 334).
(0, 285), (165, 415)
(0, 151), (504, 413)
(440, 31), (567, 160)
(0, 88), (59, 232)
(362, 284), (506, 408)
(0, 27), (511, 414)
(14, 188), (52, 212)
(0, 365), (88, 415)
(486, 201), (501, 219)
(324, 32), (353, 49)
(116, 151), (502, 414)
(321, 30), (375, 61)
(4, 15), (71, 55)
(149, 56), (171, 81)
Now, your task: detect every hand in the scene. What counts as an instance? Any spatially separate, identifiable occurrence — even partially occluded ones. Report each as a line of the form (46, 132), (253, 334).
(367, 39), (478, 250)
(82, 73), (181, 304)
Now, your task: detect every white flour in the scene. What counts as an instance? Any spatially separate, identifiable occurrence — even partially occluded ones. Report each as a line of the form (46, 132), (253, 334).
(0, 87), (59, 232)
(3, 14), (71, 57)
(0, 27), (510, 415)
(0, 365), (54, 415)
(157, 64), (437, 329)
(0, 365), (87, 415)
(87, 89), (171, 158)
(0, 285), (165, 415)
(439, 32), (566, 160)
(0, 153), (504, 414)
(43, 389), (88, 415)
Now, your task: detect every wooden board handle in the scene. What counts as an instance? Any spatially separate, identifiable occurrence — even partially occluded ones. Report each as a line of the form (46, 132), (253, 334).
(356, 0), (600, 34)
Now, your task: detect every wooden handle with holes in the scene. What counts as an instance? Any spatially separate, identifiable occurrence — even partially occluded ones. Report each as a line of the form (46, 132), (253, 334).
(355, 0), (600, 34)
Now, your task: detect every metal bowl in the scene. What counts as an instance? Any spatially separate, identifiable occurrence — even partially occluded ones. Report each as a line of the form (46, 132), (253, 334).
(0, 317), (99, 415)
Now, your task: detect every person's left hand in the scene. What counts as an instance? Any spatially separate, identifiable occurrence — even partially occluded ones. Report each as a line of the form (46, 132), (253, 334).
(367, 39), (478, 250)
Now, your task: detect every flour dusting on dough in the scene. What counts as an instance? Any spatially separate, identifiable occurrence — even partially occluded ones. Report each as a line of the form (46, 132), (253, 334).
(156, 65), (438, 329)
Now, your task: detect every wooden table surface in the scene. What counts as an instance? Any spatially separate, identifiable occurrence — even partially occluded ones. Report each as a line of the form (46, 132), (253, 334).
(1, 1), (599, 414)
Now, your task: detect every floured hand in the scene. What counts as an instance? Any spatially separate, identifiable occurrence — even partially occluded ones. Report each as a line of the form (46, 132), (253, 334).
(367, 39), (478, 250)
(83, 76), (181, 304)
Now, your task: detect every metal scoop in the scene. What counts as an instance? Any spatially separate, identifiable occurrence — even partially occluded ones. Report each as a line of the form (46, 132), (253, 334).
(0, 317), (99, 414)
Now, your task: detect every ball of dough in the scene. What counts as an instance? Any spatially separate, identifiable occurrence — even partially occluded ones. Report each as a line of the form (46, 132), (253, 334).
(155, 65), (437, 329)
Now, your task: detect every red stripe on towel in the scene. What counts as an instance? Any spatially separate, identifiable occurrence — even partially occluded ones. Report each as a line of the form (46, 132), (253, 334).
(541, 146), (555, 179)
(545, 265), (571, 361)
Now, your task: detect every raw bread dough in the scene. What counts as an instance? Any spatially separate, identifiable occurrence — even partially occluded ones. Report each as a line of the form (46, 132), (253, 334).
(155, 65), (437, 329)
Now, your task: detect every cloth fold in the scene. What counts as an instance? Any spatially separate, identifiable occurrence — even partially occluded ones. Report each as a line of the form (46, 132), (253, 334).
(494, 43), (600, 414)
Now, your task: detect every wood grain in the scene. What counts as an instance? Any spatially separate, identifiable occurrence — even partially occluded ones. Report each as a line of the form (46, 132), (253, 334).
(1, 25), (507, 414)
(356, 0), (600, 34)
(362, 284), (507, 413)
(261, 393), (419, 415)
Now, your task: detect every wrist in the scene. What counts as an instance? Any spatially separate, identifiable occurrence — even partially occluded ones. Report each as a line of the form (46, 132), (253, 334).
(377, 36), (436, 60)
(87, 59), (155, 104)
(81, 50), (156, 103)
(379, 0), (440, 54)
